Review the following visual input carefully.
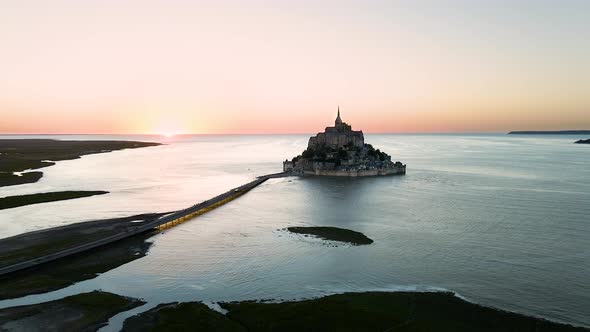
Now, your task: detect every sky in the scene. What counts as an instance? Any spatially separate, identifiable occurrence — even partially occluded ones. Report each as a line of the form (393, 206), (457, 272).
(0, 0), (588, 134)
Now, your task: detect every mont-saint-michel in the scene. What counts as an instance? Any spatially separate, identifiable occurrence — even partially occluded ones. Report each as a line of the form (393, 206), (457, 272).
(283, 108), (406, 176)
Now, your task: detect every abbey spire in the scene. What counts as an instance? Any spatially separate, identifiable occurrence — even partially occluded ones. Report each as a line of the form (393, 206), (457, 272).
(335, 105), (342, 125)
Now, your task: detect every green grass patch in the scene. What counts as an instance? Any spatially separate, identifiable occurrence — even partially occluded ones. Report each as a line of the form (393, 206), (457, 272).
(0, 191), (108, 210)
(286, 226), (373, 245)
(0, 291), (144, 331)
(119, 292), (587, 331)
(0, 171), (43, 187)
(222, 292), (586, 332)
(123, 302), (246, 332)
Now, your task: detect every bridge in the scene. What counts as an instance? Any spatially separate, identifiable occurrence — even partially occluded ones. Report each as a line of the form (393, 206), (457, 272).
(0, 172), (290, 276)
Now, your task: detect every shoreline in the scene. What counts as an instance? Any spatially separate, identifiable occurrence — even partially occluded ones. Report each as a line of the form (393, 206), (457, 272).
(3, 290), (578, 331)
(1, 290), (587, 331)
(508, 130), (590, 135)
(1, 284), (588, 330)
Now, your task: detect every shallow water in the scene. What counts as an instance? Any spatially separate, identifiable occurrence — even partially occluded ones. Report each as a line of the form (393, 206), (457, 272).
(1, 134), (589, 328)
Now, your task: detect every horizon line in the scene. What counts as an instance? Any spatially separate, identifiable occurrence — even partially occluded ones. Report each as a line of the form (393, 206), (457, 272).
(0, 131), (515, 136)
(2, 129), (590, 136)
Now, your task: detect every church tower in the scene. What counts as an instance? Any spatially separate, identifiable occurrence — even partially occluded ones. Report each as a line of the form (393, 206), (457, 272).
(335, 106), (342, 125)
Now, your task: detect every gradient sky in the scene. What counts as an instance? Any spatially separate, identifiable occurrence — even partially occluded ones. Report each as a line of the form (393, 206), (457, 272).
(1, 0), (588, 134)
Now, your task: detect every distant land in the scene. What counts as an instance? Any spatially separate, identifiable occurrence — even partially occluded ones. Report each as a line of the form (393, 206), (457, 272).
(508, 130), (590, 135)
(0, 139), (161, 187)
(0, 191), (108, 210)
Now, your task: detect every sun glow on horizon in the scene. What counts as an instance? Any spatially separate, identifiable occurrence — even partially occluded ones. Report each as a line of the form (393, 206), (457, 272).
(0, 1), (589, 134)
(149, 117), (193, 137)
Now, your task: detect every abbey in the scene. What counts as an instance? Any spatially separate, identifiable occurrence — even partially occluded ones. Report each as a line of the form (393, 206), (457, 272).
(308, 107), (365, 150)
(284, 108), (406, 177)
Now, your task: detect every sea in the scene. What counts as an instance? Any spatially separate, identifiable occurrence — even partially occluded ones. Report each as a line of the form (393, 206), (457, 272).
(0, 134), (589, 329)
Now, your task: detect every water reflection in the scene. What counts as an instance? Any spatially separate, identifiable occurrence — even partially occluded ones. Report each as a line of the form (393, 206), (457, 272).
(0, 134), (589, 328)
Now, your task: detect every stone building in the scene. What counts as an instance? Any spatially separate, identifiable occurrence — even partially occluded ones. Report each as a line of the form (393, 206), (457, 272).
(307, 106), (364, 150)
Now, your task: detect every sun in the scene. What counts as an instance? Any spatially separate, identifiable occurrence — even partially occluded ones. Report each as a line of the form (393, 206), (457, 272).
(151, 118), (189, 137)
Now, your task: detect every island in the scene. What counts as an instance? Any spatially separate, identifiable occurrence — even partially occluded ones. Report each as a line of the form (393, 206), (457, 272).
(575, 139), (590, 144)
(508, 130), (590, 135)
(283, 108), (406, 176)
(285, 226), (374, 245)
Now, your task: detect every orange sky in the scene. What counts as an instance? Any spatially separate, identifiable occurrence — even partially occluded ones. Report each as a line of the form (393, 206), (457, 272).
(1, 1), (588, 134)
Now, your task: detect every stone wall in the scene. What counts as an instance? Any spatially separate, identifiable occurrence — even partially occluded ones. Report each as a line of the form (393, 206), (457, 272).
(308, 126), (364, 149)
(283, 160), (294, 171)
(304, 165), (406, 177)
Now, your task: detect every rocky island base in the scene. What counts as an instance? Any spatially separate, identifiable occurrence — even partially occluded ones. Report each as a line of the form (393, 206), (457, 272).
(285, 226), (374, 245)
